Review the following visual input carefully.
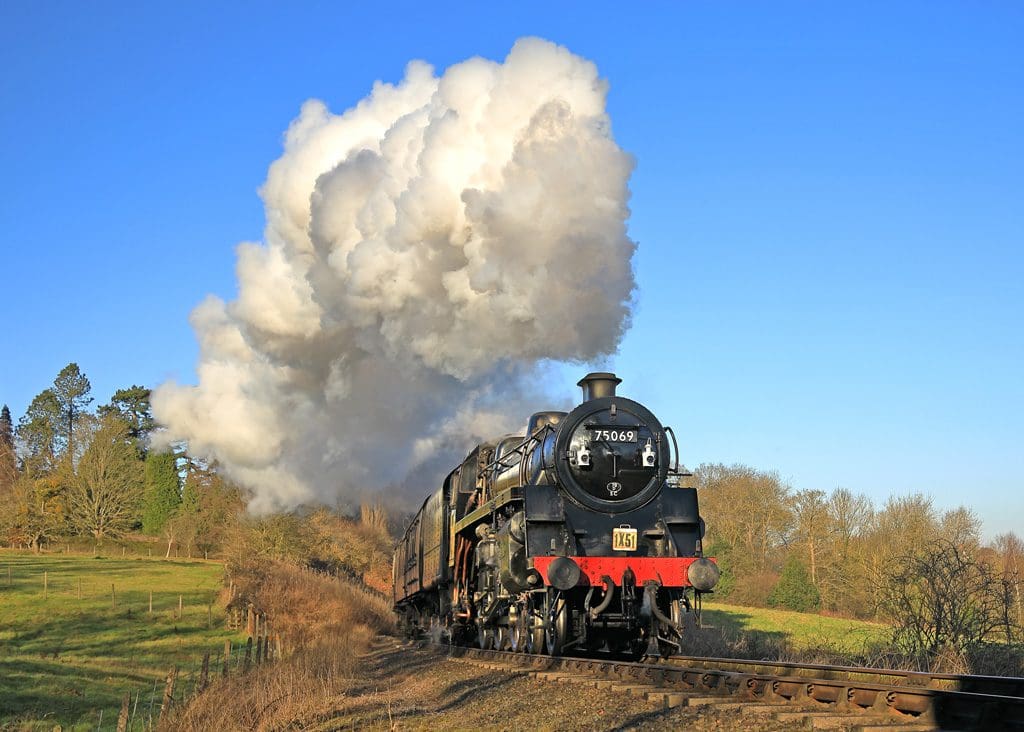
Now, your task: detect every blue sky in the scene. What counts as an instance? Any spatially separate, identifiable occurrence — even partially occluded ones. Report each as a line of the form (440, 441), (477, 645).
(2, 2), (1021, 537)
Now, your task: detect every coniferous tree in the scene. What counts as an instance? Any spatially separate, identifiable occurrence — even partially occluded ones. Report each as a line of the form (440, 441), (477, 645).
(51, 363), (93, 463)
(0, 404), (16, 491)
(0, 405), (13, 448)
(17, 390), (62, 473)
(768, 555), (821, 612)
(142, 450), (181, 534)
(99, 386), (154, 455)
(166, 457), (241, 557)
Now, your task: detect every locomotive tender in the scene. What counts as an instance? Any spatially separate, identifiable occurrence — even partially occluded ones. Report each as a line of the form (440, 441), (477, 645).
(392, 372), (719, 657)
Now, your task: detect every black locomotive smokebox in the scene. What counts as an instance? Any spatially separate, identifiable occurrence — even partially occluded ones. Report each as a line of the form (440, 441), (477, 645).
(546, 556), (581, 590)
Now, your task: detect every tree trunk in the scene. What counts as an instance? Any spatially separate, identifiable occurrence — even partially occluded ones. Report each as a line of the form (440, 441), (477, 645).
(165, 539), (173, 559)
(809, 539), (817, 586)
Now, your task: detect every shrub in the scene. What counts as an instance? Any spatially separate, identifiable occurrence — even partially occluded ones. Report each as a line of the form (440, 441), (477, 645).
(768, 556), (821, 612)
(879, 540), (1017, 666)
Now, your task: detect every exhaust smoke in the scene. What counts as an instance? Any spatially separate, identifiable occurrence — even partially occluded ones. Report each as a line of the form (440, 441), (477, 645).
(152, 38), (637, 512)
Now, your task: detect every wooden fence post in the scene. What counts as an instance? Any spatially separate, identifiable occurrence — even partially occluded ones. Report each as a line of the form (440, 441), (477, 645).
(207, 602), (213, 628)
(222, 639), (231, 678)
(111, 583), (116, 610)
(149, 591), (153, 614)
(116, 692), (130, 732)
(43, 571), (47, 599)
(178, 594), (183, 620)
(256, 636), (264, 666)
(199, 652), (210, 692)
(78, 577), (82, 600)
(243, 637), (253, 671)
(246, 604), (255, 635)
(159, 666), (178, 723)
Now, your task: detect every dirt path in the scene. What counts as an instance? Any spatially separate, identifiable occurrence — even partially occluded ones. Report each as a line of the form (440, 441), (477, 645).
(303, 638), (795, 731)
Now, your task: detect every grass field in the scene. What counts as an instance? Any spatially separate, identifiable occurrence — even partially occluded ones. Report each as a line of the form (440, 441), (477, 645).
(702, 599), (891, 657)
(0, 551), (893, 729)
(0, 550), (240, 731)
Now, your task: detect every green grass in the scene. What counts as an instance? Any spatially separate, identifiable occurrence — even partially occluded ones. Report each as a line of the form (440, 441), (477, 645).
(701, 599), (891, 656)
(0, 550), (242, 731)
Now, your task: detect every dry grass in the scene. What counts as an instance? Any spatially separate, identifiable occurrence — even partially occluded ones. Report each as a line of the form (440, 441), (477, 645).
(161, 560), (395, 731)
(228, 559), (394, 652)
(162, 633), (370, 731)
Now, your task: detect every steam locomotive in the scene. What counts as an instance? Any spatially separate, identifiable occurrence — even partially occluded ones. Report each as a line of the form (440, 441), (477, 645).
(392, 373), (719, 657)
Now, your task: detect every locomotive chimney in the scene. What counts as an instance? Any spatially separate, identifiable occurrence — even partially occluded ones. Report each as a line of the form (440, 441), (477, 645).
(577, 372), (622, 401)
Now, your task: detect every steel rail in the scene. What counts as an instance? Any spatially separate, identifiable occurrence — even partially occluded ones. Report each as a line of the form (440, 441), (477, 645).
(667, 654), (1024, 695)
(441, 644), (1024, 731)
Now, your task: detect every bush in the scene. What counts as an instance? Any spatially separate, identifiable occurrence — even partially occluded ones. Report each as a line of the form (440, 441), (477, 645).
(768, 556), (821, 612)
(879, 540), (1017, 666)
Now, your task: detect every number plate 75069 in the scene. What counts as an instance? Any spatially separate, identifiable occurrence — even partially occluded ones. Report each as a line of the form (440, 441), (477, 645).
(612, 527), (638, 551)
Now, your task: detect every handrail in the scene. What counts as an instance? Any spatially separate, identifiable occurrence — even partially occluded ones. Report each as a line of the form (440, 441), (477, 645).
(664, 426), (680, 474)
(472, 424), (558, 493)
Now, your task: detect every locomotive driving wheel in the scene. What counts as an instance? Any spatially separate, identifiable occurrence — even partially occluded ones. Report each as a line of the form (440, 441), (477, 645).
(522, 594), (546, 653)
(544, 590), (570, 656)
(495, 625), (511, 651)
(656, 596), (684, 658)
(477, 621), (495, 650)
(656, 594), (697, 658)
(510, 602), (529, 652)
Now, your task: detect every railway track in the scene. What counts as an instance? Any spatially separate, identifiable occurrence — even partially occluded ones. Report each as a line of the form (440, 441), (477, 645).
(442, 645), (1024, 731)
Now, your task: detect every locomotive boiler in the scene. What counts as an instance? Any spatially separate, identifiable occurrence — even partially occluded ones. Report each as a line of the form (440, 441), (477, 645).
(392, 372), (719, 657)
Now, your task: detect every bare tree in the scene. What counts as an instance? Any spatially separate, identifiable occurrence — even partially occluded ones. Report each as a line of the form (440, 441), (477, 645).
(696, 463), (794, 603)
(65, 417), (144, 541)
(791, 489), (830, 586)
(880, 540), (1014, 663)
(941, 506), (981, 549)
(993, 532), (1024, 637)
(1, 472), (68, 551)
(827, 488), (873, 557)
(812, 488), (875, 614)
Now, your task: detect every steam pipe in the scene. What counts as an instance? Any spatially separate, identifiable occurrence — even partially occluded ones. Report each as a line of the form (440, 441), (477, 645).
(589, 575), (616, 619)
(644, 582), (676, 627)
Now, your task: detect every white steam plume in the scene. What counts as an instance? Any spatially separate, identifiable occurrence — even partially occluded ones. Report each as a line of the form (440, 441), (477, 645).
(152, 38), (637, 512)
